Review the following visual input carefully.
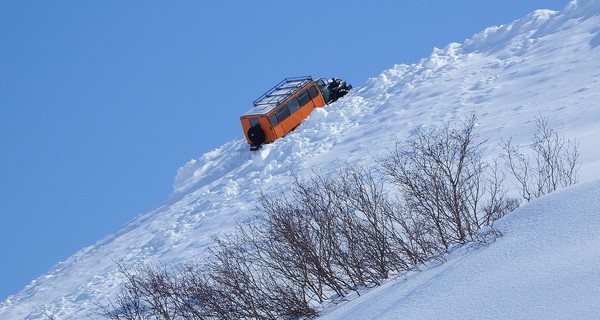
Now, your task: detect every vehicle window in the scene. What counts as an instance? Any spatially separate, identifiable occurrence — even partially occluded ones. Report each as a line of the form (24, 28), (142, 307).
(269, 114), (279, 126)
(249, 118), (260, 127)
(287, 98), (300, 113)
(308, 85), (319, 99)
(276, 105), (291, 121)
(297, 90), (311, 106)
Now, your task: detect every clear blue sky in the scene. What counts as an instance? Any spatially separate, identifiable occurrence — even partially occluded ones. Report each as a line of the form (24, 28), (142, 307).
(0, 0), (568, 301)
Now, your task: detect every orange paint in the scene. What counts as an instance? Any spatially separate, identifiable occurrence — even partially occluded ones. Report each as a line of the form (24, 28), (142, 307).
(240, 76), (327, 148)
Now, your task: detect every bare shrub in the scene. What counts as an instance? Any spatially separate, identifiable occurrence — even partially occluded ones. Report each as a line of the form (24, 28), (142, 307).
(379, 115), (518, 250)
(99, 261), (185, 320)
(204, 235), (316, 319)
(252, 165), (420, 303)
(333, 166), (412, 279)
(255, 172), (360, 301)
(101, 242), (316, 320)
(502, 115), (580, 202)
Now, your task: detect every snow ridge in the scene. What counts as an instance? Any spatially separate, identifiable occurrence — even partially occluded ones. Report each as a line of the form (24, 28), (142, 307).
(2, 0), (600, 318)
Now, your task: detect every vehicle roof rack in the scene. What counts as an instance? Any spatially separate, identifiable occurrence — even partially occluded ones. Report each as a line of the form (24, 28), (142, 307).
(252, 76), (312, 107)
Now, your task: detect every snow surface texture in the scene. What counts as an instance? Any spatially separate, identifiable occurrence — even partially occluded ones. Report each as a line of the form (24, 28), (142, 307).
(320, 180), (600, 320)
(2, 0), (600, 318)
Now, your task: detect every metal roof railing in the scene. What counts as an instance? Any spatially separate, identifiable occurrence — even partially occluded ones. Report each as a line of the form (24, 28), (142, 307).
(252, 76), (312, 107)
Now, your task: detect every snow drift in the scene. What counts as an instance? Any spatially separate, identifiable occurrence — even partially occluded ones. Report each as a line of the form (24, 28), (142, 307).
(2, 0), (600, 318)
(320, 179), (600, 320)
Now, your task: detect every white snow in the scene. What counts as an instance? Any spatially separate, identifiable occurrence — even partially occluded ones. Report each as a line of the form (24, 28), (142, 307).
(2, 0), (600, 319)
(319, 180), (600, 320)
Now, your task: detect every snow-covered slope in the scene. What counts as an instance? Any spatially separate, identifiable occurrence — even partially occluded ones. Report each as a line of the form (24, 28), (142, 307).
(320, 179), (600, 320)
(2, 0), (600, 318)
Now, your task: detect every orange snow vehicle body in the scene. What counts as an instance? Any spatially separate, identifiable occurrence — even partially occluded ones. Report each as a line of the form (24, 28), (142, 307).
(240, 76), (351, 150)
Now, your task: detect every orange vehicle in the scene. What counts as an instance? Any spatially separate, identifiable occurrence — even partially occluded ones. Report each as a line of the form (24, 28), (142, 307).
(240, 76), (351, 150)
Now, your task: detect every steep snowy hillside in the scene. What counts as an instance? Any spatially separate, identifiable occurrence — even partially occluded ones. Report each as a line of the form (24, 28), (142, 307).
(320, 179), (600, 320)
(2, 0), (600, 318)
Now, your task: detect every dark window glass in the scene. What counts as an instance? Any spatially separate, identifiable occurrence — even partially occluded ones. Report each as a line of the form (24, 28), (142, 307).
(297, 90), (311, 106)
(287, 98), (300, 113)
(249, 118), (260, 127)
(308, 85), (319, 99)
(269, 114), (279, 126)
(276, 105), (291, 121)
